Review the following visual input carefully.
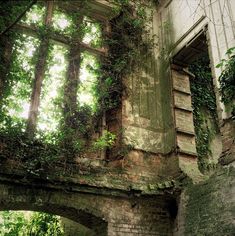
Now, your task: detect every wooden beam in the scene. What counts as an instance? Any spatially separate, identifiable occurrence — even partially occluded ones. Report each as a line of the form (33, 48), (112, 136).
(26, 1), (54, 136)
(15, 24), (107, 56)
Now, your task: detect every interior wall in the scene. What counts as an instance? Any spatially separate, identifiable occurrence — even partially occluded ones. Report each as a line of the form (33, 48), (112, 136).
(158, 0), (235, 119)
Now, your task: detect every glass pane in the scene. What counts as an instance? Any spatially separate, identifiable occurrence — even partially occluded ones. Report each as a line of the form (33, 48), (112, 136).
(82, 17), (102, 48)
(0, 34), (39, 130)
(37, 44), (68, 133)
(52, 10), (74, 35)
(21, 4), (46, 26)
(78, 52), (100, 111)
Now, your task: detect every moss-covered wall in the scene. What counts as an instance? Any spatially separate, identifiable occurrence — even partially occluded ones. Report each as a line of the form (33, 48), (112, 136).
(175, 166), (235, 236)
(0, 181), (175, 236)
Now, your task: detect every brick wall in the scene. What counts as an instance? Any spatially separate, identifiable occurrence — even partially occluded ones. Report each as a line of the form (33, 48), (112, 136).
(174, 166), (235, 236)
(107, 197), (175, 236)
(220, 118), (235, 165)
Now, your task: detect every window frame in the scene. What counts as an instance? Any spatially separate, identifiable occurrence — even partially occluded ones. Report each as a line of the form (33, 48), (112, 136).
(9, 0), (113, 136)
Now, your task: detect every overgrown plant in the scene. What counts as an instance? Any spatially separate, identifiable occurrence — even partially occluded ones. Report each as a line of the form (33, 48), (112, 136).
(0, 0), (155, 172)
(216, 47), (235, 119)
(99, 0), (155, 110)
(92, 130), (116, 150)
(0, 211), (64, 236)
(189, 55), (219, 171)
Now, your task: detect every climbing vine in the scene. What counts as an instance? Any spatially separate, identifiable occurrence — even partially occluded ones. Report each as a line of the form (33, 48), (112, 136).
(217, 47), (235, 119)
(189, 55), (219, 171)
(0, 0), (155, 174)
(99, 0), (155, 110)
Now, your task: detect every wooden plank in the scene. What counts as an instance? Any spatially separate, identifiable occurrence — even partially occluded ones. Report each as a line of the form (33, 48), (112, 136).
(172, 70), (191, 94)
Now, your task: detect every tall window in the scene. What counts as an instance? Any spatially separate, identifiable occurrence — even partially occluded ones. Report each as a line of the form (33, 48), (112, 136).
(0, 1), (106, 138)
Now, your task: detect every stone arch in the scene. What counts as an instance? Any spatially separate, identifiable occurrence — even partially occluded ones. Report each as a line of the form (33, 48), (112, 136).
(0, 182), (108, 235)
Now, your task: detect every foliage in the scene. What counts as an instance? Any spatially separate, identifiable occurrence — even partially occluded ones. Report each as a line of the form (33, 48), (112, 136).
(28, 212), (63, 236)
(0, 128), (61, 176)
(93, 130), (116, 150)
(216, 47), (235, 118)
(99, 0), (155, 110)
(0, 211), (27, 236)
(0, 0), (155, 169)
(0, 2), (30, 34)
(0, 211), (64, 236)
(189, 55), (218, 171)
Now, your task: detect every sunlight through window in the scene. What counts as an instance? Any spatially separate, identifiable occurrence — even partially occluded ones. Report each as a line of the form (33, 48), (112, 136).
(52, 11), (73, 34)
(82, 18), (102, 48)
(6, 35), (39, 123)
(37, 44), (68, 133)
(78, 52), (100, 110)
(0, 1), (104, 138)
(21, 4), (46, 26)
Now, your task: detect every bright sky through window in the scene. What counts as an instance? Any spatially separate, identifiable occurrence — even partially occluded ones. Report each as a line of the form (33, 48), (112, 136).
(52, 11), (73, 33)
(21, 4), (45, 26)
(7, 35), (39, 121)
(1, 2), (103, 136)
(78, 52), (99, 109)
(83, 18), (102, 47)
(37, 44), (68, 132)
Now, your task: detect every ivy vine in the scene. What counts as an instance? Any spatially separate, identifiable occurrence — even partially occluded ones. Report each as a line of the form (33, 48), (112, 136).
(189, 55), (219, 171)
(100, 0), (155, 110)
(0, 0), (155, 174)
(217, 47), (235, 119)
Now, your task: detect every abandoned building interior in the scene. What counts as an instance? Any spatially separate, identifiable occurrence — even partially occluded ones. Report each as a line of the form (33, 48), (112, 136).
(0, 0), (234, 235)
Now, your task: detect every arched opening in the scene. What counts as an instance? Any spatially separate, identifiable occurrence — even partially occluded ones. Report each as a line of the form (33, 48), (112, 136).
(0, 208), (107, 236)
(0, 183), (108, 236)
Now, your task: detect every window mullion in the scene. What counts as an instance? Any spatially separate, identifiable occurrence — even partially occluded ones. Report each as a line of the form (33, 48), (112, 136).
(63, 45), (81, 126)
(63, 17), (83, 134)
(26, 1), (54, 136)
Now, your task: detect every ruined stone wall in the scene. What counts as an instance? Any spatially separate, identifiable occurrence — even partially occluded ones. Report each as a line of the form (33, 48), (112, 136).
(107, 196), (175, 236)
(220, 119), (235, 165)
(0, 180), (176, 236)
(174, 166), (235, 236)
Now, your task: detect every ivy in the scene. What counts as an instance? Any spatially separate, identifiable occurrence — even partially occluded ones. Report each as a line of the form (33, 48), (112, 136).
(0, 0), (155, 172)
(217, 47), (235, 119)
(92, 130), (116, 150)
(99, 0), (155, 110)
(189, 55), (218, 171)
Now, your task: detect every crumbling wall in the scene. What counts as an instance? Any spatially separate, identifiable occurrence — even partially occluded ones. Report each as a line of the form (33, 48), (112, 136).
(174, 166), (235, 236)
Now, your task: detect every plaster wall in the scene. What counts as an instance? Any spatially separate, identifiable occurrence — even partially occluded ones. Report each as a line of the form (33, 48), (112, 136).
(158, 0), (235, 119)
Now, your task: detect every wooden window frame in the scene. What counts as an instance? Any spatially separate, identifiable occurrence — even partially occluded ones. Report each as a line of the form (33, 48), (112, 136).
(10, 0), (115, 136)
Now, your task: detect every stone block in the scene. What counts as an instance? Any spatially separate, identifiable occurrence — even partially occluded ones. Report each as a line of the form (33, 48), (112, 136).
(172, 70), (191, 94)
(177, 133), (197, 154)
(175, 109), (195, 133)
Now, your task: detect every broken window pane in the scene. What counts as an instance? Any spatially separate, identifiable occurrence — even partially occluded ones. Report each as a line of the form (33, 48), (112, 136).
(78, 52), (100, 111)
(37, 43), (68, 133)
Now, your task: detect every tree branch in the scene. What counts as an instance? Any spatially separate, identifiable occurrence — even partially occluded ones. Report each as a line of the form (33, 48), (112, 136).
(0, 0), (37, 36)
